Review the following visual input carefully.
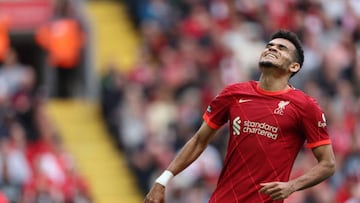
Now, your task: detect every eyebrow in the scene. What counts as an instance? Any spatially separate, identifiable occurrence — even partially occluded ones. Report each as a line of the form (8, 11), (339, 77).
(266, 42), (289, 50)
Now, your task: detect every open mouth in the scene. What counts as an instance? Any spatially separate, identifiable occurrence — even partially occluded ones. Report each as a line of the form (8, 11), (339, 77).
(265, 53), (277, 59)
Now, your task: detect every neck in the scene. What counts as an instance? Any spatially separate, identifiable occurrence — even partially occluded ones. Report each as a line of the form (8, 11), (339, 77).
(258, 73), (290, 91)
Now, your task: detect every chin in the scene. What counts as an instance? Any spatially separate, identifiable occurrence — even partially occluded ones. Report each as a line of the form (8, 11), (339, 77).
(259, 61), (277, 67)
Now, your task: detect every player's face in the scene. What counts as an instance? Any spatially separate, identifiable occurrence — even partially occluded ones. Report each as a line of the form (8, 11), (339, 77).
(259, 38), (297, 70)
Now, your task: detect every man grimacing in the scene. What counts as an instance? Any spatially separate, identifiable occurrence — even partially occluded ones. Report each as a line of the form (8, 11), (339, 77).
(144, 30), (336, 203)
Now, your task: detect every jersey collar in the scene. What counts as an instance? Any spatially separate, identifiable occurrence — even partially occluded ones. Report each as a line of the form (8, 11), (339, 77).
(255, 82), (294, 95)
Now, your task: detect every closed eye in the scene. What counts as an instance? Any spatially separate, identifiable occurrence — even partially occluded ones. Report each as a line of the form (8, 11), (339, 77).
(278, 44), (288, 51)
(266, 43), (288, 51)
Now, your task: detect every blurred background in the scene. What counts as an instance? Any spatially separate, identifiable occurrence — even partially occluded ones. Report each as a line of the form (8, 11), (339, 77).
(0, 0), (359, 202)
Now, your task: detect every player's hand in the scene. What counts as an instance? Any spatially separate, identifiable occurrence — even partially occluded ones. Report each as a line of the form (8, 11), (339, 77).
(259, 182), (295, 200)
(143, 183), (166, 203)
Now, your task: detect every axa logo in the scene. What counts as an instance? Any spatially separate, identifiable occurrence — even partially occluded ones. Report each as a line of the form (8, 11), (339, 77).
(274, 101), (290, 115)
(318, 113), (327, 128)
(233, 116), (241, 135)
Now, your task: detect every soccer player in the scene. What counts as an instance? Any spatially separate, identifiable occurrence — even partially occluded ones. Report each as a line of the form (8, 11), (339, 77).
(143, 30), (336, 203)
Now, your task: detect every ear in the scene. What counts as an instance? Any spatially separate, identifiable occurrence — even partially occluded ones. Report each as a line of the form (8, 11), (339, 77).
(289, 63), (300, 74)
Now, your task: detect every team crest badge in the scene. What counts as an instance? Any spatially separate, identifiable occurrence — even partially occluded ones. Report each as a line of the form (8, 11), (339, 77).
(274, 101), (290, 115)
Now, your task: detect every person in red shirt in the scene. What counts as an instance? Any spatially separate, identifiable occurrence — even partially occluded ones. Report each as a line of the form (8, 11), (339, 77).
(143, 30), (336, 203)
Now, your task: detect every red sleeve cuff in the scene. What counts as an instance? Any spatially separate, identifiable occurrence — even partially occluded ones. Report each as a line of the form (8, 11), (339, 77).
(203, 114), (221, 130)
(306, 139), (331, 148)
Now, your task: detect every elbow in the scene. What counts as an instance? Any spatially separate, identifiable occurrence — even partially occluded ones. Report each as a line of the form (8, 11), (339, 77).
(330, 161), (336, 176)
(325, 159), (336, 178)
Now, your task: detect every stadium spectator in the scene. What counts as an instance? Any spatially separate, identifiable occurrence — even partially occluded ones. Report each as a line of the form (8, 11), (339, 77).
(0, 15), (9, 64)
(35, 0), (85, 98)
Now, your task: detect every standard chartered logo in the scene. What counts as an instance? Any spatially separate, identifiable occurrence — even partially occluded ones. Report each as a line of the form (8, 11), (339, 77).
(233, 116), (241, 135)
(231, 117), (279, 140)
(243, 120), (278, 140)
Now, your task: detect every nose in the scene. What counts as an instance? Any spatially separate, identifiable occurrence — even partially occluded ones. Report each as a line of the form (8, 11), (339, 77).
(268, 46), (277, 52)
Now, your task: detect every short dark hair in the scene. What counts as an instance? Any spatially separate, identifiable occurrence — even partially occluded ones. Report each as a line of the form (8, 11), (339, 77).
(271, 30), (304, 76)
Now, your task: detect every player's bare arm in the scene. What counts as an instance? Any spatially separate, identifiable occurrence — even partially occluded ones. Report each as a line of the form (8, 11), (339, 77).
(143, 122), (217, 203)
(167, 122), (217, 175)
(259, 144), (335, 200)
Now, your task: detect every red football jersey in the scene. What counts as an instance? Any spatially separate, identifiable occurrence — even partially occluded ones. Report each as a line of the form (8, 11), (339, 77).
(203, 81), (331, 203)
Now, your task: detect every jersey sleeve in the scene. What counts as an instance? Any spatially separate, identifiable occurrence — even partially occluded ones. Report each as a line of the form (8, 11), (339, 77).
(301, 97), (331, 148)
(203, 86), (232, 130)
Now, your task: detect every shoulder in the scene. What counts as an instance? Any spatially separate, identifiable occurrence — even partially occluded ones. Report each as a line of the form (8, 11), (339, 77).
(290, 88), (322, 109)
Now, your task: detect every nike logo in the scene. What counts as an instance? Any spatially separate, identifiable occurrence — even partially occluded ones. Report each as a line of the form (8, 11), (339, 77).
(239, 99), (252, 103)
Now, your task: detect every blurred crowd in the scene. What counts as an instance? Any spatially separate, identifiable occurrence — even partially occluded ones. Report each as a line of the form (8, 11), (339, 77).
(0, 48), (91, 203)
(100, 0), (360, 202)
(0, 0), (91, 202)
